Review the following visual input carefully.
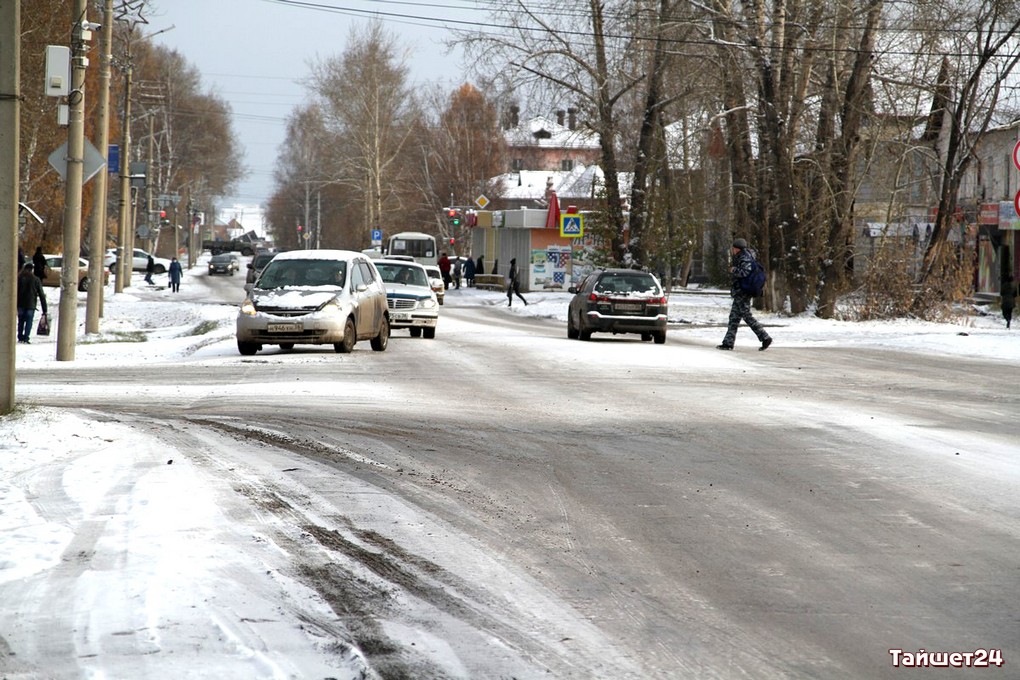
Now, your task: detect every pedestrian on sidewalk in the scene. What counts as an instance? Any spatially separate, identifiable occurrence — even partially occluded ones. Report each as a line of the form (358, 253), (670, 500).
(144, 255), (155, 285)
(1001, 275), (1016, 329)
(168, 257), (183, 293)
(506, 258), (528, 307)
(16, 263), (48, 344)
(718, 238), (771, 351)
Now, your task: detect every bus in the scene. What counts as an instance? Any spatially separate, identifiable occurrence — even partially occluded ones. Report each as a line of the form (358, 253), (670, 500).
(386, 231), (438, 266)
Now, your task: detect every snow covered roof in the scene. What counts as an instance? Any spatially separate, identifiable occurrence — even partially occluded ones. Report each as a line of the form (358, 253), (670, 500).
(503, 116), (600, 151)
(493, 164), (632, 203)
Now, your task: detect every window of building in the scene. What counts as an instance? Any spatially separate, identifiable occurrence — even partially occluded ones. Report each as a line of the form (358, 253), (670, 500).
(511, 158), (523, 171)
(560, 159), (575, 171)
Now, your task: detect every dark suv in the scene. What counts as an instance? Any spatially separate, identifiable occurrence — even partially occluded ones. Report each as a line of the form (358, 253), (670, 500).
(567, 269), (668, 343)
(245, 251), (278, 292)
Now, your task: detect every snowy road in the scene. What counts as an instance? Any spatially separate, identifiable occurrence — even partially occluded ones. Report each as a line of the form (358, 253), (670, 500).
(5, 272), (1019, 678)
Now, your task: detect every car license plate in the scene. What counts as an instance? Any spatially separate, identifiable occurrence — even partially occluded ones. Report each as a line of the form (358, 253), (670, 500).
(392, 312), (410, 321)
(615, 302), (642, 312)
(267, 323), (302, 333)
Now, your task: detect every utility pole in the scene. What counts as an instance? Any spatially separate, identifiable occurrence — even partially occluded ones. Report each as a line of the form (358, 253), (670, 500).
(0, 0), (20, 412)
(55, 0), (92, 362)
(115, 47), (133, 293)
(85, 0), (114, 332)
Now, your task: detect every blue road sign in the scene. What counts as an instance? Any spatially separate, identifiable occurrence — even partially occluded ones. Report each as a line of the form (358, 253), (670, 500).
(560, 214), (583, 238)
(371, 228), (383, 245)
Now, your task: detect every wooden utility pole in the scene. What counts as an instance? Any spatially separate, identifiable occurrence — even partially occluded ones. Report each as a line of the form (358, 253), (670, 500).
(115, 46), (133, 293)
(0, 0), (20, 411)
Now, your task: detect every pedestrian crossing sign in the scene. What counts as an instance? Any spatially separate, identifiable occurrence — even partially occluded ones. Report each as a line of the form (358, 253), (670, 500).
(560, 213), (583, 238)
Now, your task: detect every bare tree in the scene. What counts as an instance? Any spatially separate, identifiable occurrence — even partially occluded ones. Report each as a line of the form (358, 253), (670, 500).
(308, 21), (419, 237)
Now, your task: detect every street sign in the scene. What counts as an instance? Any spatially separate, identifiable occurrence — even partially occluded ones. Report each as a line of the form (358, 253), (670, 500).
(47, 139), (107, 184)
(1013, 140), (1020, 171)
(475, 194), (490, 209)
(1014, 188), (1020, 220)
(560, 213), (583, 238)
(371, 228), (382, 246)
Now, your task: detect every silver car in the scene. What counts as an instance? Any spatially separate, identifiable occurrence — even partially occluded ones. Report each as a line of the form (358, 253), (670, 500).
(235, 249), (390, 355)
(374, 259), (440, 338)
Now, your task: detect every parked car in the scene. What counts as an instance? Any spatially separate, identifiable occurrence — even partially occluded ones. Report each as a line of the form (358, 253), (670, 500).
(42, 254), (109, 292)
(107, 248), (171, 274)
(423, 264), (445, 305)
(208, 253), (237, 276)
(374, 259), (439, 338)
(567, 268), (668, 343)
(235, 249), (390, 355)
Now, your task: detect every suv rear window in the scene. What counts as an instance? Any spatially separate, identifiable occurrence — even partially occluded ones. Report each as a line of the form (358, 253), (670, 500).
(595, 273), (661, 295)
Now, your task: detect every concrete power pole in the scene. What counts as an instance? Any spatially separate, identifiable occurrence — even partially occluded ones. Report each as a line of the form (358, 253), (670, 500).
(0, 0), (20, 412)
(114, 47), (133, 294)
(85, 0), (114, 333)
(55, 0), (92, 362)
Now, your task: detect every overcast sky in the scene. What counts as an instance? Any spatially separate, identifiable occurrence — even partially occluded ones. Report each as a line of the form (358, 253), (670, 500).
(145, 0), (480, 209)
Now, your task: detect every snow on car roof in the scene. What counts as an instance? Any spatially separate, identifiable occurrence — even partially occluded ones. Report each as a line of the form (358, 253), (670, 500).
(272, 249), (365, 261)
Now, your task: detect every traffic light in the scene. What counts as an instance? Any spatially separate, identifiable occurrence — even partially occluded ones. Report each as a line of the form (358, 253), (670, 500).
(449, 237), (455, 246)
(446, 208), (461, 228)
(159, 210), (169, 227)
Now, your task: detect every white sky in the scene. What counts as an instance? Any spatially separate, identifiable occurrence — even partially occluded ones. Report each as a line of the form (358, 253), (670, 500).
(145, 0), (479, 210)
(3, 258), (1018, 676)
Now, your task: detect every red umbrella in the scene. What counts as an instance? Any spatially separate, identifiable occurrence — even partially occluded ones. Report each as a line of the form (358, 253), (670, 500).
(545, 191), (561, 229)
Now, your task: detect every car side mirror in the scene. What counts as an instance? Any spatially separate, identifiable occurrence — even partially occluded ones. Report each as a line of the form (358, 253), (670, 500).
(568, 286), (578, 294)
(247, 263), (253, 269)
(356, 283), (368, 292)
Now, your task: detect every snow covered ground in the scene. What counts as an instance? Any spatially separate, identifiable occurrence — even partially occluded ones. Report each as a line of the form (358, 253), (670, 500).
(2, 259), (1017, 678)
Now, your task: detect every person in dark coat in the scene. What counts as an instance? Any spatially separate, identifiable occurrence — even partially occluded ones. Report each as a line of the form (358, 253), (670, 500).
(1002, 275), (1016, 329)
(506, 257), (528, 307)
(718, 238), (772, 351)
(32, 246), (47, 281)
(144, 255), (155, 285)
(17, 262), (47, 343)
(168, 257), (183, 293)
(438, 252), (452, 289)
(464, 256), (476, 287)
(476, 256), (484, 279)
(17, 246), (24, 270)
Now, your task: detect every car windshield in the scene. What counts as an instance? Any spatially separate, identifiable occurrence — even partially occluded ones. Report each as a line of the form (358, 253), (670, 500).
(257, 259), (347, 288)
(253, 255), (275, 269)
(376, 263), (428, 287)
(594, 274), (661, 295)
(211, 255), (232, 263)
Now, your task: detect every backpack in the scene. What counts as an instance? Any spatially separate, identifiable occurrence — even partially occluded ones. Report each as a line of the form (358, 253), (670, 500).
(739, 259), (766, 297)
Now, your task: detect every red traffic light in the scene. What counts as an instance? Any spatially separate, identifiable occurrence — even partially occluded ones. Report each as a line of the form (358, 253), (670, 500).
(449, 237), (455, 245)
(159, 210), (166, 218)
(296, 225), (303, 231)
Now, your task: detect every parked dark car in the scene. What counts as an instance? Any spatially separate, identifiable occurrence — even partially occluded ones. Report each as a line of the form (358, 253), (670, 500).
(208, 253), (237, 276)
(567, 269), (668, 343)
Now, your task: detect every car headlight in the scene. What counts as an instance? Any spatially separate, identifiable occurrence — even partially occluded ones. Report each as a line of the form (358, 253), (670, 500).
(240, 299), (257, 316)
(420, 298), (437, 309)
(321, 300), (341, 315)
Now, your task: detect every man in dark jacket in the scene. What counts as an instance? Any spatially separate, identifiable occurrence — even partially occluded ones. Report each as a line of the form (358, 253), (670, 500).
(17, 263), (48, 343)
(144, 255), (155, 285)
(506, 257), (528, 306)
(718, 238), (772, 351)
(32, 246), (47, 281)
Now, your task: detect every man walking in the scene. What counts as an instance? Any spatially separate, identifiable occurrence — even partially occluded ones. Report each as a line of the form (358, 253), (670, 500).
(506, 258), (528, 306)
(144, 255), (155, 285)
(17, 263), (48, 344)
(718, 238), (772, 351)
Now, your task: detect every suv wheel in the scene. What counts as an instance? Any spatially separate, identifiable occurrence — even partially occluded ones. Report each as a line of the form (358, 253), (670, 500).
(423, 327), (436, 339)
(567, 313), (579, 339)
(653, 331), (667, 344)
